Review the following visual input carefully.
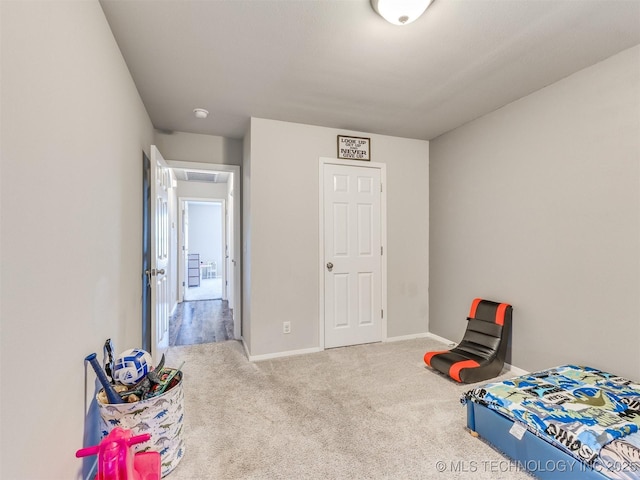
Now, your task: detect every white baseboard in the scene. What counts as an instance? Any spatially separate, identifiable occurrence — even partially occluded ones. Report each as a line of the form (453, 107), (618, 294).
(240, 334), (529, 374)
(425, 332), (457, 347)
(242, 339), (322, 362)
(504, 363), (528, 376)
(241, 337), (251, 359)
(384, 332), (430, 342)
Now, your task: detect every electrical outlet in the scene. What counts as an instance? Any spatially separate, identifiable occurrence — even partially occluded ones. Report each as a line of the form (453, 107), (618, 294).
(283, 321), (291, 334)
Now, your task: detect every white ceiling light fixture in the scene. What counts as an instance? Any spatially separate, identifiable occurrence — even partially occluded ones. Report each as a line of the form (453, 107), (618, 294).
(193, 108), (209, 119)
(371, 0), (434, 26)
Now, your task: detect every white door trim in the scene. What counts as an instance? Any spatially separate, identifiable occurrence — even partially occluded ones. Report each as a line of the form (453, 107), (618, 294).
(318, 157), (387, 350)
(167, 161), (241, 341)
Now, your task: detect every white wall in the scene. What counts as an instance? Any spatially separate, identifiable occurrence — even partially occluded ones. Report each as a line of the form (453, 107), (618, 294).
(177, 179), (229, 199)
(0, 1), (154, 478)
(155, 131), (242, 166)
(429, 45), (640, 380)
(188, 202), (223, 273)
(244, 118), (429, 357)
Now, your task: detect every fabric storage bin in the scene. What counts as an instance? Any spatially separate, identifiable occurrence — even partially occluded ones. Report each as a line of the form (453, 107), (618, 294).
(97, 370), (185, 477)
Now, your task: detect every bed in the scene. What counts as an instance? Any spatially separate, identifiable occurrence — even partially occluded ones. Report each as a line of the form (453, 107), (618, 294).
(462, 365), (640, 479)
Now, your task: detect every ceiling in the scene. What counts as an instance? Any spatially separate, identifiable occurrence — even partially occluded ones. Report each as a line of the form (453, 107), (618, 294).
(99, 0), (640, 141)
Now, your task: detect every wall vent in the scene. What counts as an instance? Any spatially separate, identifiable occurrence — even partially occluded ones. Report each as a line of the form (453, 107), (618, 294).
(185, 171), (218, 182)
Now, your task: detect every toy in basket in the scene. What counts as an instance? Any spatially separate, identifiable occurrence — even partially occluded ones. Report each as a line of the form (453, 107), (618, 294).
(76, 427), (160, 480)
(113, 349), (154, 385)
(85, 349), (185, 477)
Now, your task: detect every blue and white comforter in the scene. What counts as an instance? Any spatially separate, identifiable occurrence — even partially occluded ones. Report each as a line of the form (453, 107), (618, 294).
(463, 365), (640, 478)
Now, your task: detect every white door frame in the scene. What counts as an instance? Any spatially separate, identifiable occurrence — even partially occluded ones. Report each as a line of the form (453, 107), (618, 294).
(167, 160), (241, 341)
(178, 197), (226, 302)
(318, 157), (387, 350)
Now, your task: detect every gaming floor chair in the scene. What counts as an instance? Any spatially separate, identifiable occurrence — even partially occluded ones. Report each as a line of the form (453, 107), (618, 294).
(424, 298), (512, 383)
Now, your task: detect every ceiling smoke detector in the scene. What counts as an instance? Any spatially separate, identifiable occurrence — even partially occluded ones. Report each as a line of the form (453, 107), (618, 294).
(193, 108), (209, 119)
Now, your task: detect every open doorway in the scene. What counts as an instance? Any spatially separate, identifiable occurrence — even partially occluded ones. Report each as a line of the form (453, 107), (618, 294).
(171, 196), (233, 346)
(165, 162), (241, 347)
(182, 200), (224, 302)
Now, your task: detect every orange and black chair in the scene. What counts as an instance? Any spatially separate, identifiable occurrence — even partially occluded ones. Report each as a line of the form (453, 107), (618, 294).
(424, 298), (512, 383)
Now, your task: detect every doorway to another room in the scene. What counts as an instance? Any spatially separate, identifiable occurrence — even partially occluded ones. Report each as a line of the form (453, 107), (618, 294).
(168, 165), (239, 347)
(183, 200), (224, 302)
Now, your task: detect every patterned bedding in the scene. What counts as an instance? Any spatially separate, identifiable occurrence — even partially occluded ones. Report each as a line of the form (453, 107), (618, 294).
(462, 365), (640, 479)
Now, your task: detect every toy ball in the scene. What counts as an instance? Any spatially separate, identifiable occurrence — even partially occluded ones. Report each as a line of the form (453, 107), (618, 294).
(113, 349), (153, 385)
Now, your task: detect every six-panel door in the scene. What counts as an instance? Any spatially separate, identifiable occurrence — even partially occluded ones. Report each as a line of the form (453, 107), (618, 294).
(324, 163), (382, 348)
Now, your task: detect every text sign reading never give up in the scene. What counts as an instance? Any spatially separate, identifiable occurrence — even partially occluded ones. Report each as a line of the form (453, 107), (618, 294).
(338, 135), (370, 161)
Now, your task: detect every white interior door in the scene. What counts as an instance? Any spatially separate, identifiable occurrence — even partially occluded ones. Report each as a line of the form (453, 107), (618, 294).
(150, 145), (170, 364)
(324, 163), (382, 348)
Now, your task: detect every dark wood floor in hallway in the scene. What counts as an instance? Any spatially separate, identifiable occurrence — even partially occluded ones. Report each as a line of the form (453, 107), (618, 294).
(169, 300), (233, 346)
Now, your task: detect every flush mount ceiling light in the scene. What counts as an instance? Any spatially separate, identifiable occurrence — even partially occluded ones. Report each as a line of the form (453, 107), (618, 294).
(193, 108), (209, 119)
(371, 0), (434, 26)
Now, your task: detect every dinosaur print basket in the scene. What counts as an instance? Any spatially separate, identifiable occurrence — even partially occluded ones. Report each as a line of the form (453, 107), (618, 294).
(97, 370), (185, 477)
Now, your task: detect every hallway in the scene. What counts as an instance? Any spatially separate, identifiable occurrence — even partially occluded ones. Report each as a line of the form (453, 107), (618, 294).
(169, 300), (233, 346)
(184, 277), (223, 301)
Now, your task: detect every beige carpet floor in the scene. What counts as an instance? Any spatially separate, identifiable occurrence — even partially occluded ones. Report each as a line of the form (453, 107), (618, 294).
(165, 338), (533, 479)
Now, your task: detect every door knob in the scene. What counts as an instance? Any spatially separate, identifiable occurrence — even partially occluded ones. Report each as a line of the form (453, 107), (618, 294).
(145, 268), (165, 276)
(326, 262), (333, 272)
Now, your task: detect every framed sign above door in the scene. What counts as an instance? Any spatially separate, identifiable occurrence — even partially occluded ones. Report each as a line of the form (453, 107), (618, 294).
(337, 135), (370, 161)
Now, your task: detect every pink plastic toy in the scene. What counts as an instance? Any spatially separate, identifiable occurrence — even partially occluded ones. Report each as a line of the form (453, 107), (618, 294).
(76, 427), (161, 480)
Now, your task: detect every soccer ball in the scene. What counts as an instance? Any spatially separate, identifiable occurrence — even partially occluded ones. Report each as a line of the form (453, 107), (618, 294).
(113, 348), (153, 385)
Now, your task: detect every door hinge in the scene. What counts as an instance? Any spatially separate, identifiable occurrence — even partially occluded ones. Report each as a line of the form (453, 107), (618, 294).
(182, 281), (185, 286)
(381, 246), (383, 255)
(380, 183), (383, 193)
(381, 309), (384, 319)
